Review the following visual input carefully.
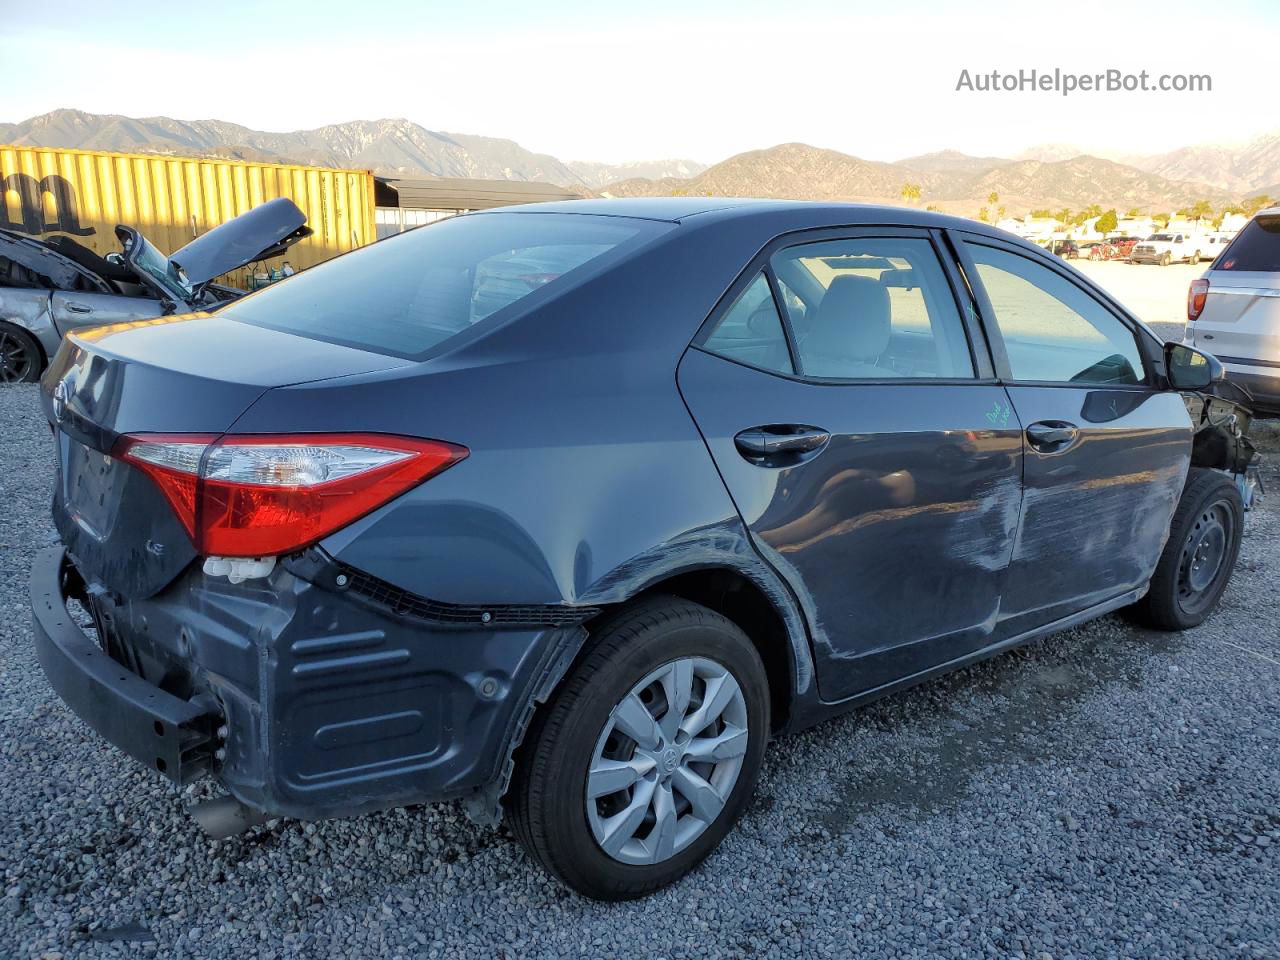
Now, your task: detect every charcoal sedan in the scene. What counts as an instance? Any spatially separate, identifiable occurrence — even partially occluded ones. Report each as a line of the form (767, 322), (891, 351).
(31, 199), (1256, 900)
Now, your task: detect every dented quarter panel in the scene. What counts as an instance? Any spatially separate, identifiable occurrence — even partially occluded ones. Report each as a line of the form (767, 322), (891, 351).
(997, 386), (1192, 637)
(676, 348), (1025, 703)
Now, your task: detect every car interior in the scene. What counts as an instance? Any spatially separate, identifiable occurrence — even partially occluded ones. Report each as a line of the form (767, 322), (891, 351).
(702, 239), (975, 380)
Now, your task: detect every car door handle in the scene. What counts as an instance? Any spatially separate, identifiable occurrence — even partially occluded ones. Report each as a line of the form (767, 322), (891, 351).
(1026, 420), (1078, 449)
(65, 302), (93, 314)
(734, 426), (831, 463)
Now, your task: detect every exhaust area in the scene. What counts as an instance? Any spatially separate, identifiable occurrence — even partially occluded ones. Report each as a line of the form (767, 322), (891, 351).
(191, 795), (270, 840)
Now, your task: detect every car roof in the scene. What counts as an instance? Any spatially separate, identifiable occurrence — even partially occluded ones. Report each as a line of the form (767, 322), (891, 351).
(481, 195), (1009, 237)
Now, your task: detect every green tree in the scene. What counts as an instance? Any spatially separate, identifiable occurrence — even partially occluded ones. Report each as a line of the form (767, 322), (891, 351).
(1055, 208), (1072, 224)
(900, 182), (922, 205)
(1126, 207), (1142, 217)
(1151, 212), (1170, 227)
(977, 206), (990, 223)
(1096, 209), (1119, 234)
(1030, 208), (1052, 219)
(1245, 194), (1275, 217)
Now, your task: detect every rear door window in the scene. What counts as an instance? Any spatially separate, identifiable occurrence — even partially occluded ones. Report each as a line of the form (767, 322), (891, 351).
(224, 213), (669, 358)
(769, 237), (975, 379)
(1216, 214), (1280, 272)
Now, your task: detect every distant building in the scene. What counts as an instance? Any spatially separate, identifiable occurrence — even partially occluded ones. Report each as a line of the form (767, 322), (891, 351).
(1219, 212), (1249, 234)
(1115, 217), (1156, 239)
(374, 177), (583, 238)
(1015, 216), (1062, 240)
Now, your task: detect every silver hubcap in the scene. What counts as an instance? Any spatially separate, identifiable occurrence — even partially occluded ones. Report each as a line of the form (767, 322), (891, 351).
(586, 657), (749, 865)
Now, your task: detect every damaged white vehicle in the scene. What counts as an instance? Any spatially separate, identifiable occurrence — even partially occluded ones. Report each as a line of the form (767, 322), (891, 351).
(0, 198), (309, 382)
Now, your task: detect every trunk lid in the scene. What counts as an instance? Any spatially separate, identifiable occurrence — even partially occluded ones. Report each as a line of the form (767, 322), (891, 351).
(42, 313), (411, 598)
(169, 197), (311, 288)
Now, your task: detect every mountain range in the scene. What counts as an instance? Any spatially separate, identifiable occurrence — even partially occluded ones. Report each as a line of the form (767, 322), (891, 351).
(606, 143), (1241, 216)
(3, 109), (1277, 215)
(0, 109), (706, 189)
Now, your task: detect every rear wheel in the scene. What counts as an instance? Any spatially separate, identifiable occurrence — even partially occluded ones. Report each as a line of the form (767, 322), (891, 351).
(0, 323), (42, 383)
(508, 597), (769, 900)
(1127, 469), (1243, 630)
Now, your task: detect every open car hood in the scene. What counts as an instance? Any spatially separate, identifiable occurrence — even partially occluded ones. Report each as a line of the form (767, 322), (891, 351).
(168, 197), (312, 287)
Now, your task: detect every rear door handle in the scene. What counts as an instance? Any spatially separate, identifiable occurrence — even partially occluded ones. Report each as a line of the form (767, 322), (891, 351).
(1025, 420), (1078, 450)
(734, 426), (830, 464)
(65, 302), (93, 314)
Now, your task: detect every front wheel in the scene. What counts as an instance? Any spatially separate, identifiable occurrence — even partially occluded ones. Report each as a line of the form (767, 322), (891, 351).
(1127, 469), (1244, 630)
(508, 596), (769, 899)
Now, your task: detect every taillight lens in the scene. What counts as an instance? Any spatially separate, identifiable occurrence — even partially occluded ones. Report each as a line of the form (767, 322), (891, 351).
(1188, 278), (1210, 322)
(118, 433), (467, 557)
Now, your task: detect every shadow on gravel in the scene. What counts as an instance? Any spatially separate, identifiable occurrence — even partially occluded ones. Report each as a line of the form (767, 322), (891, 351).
(817, 624), (1184, 835)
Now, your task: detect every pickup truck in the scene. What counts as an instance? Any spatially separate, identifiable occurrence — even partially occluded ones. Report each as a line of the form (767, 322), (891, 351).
(1130, 233), (1206, 266)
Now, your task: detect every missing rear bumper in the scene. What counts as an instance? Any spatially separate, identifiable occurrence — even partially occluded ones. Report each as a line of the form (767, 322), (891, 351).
(29, 546), (222, 784)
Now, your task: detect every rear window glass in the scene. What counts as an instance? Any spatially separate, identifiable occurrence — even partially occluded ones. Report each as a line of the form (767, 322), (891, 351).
(1216, 215), (1280, 272)
(223, 213), (668, 358)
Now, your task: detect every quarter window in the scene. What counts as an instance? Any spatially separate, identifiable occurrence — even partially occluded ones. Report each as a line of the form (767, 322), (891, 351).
(700, 273), (794, 375)
(769, 237), (974, 379)
(966, 244), (1145, 385)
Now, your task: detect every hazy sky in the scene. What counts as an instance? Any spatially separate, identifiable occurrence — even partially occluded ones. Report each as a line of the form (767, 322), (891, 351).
(4, 0), (1277, 164)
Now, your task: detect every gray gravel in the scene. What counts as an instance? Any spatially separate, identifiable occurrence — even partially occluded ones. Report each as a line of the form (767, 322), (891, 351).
(2, 381), (1278, 960)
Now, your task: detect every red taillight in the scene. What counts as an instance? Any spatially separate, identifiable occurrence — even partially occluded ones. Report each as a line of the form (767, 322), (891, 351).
(117, 433), (467, 558)
(1188, 278), (1210, 322)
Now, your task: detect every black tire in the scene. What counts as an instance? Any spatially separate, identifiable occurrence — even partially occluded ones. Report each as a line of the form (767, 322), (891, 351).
(0, 322), (43, 383)
(507, 596), (769, 900)
(1127, 468), (1243, 631)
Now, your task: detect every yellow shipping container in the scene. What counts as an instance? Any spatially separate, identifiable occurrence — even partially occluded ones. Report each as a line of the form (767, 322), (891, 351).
(0, 145), (377, 284)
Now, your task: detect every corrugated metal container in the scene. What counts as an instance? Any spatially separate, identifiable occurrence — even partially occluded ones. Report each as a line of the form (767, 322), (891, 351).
(0, 145), (377, 284)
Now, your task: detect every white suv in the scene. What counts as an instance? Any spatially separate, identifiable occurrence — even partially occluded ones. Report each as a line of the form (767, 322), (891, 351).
(1185, 207), (1280, 414)
(1131, 232), (1206, 265)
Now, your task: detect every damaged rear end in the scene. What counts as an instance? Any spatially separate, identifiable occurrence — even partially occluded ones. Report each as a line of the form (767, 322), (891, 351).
(30, 211), (662, 833)
(30, 313), (583, 828)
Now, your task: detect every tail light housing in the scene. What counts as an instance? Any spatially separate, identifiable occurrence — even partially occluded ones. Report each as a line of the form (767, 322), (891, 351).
(1188, 278), (1210, 322)
(117, 433), (467, 557)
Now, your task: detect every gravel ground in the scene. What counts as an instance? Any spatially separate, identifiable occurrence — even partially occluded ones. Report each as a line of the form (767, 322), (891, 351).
(2, 381), (1278, 960)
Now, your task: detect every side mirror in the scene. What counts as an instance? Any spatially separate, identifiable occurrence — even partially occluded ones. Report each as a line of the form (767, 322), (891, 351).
(1165, 342), (1223, 390)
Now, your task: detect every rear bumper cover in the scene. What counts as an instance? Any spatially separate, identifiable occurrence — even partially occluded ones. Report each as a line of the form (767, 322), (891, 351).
(30, 547), (221, 783)
(30, 545), (590, 823)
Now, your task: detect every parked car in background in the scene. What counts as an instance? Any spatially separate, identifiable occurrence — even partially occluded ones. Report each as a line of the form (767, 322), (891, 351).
(1198, 232), (1236, 263)
(31, 199), (1257, 900)
(0, 198), (310, 382)
(1186, 206), (1280, 414)
(1100, 236), (1142, 260)
(1131, 232), (1205, 265)
(1049, 238), (1079, 259)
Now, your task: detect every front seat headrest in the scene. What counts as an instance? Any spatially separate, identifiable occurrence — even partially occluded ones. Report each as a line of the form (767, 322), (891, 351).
(804, 275), (892, 371)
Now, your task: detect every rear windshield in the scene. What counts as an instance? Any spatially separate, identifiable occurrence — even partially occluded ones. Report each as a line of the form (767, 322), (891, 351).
(223, 213), (669, 358)
(1215, 215), (1280, 272)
